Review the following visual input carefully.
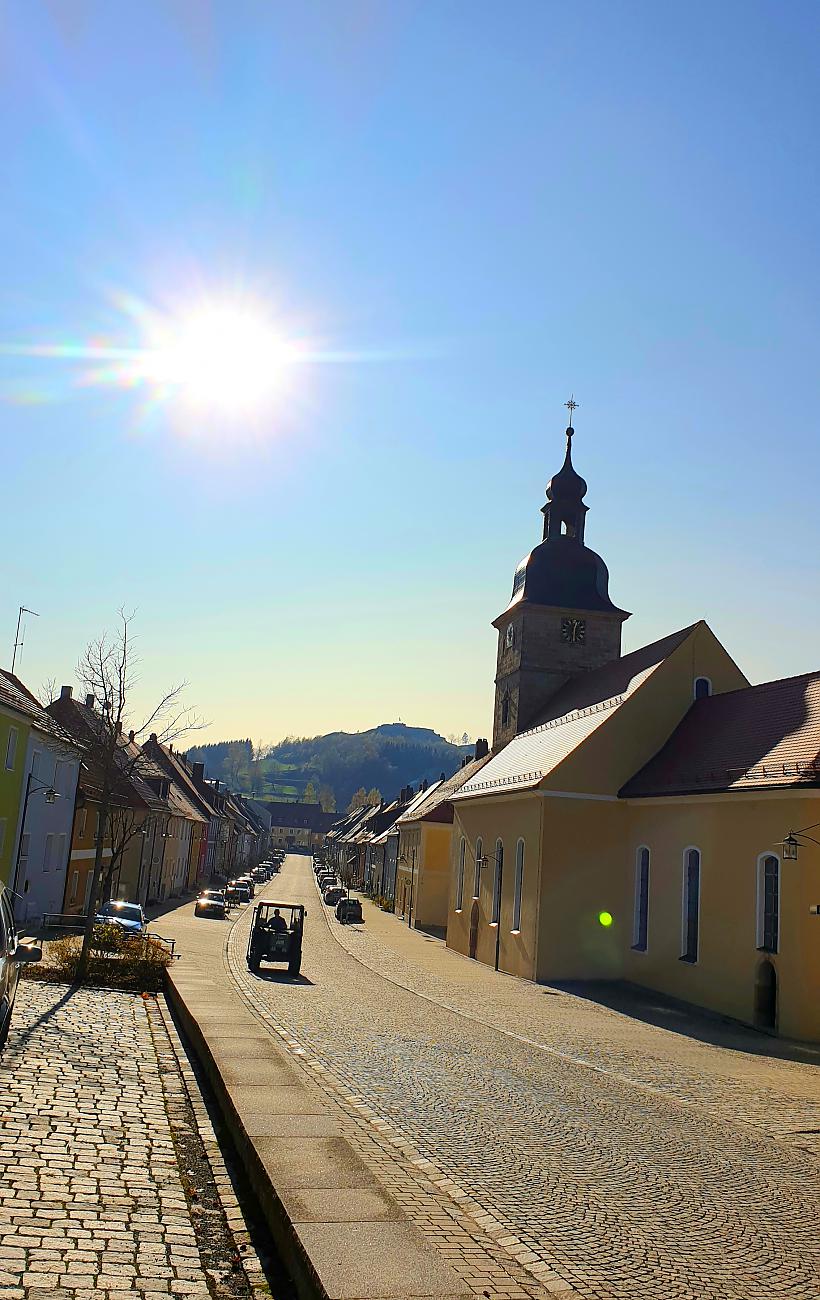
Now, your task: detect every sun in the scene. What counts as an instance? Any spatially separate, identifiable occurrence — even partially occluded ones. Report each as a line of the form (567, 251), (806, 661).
(139, 301), (299, 415)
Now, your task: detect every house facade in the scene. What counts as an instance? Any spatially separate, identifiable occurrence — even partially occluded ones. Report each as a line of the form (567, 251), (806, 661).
(1, 673), (81, 925)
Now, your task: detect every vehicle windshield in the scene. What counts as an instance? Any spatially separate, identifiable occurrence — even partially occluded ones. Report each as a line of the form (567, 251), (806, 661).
(202, 891), (223, 900)
(99, 902), (142, 923)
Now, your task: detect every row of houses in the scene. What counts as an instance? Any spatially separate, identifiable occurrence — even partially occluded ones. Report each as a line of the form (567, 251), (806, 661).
(330, 420), (820, 1043)
(0, 672), (273, 925)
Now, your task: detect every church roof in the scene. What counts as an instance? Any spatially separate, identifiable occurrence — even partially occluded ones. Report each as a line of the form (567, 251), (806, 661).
(621, 670), (820, 797)
(456, 625), (696, 800)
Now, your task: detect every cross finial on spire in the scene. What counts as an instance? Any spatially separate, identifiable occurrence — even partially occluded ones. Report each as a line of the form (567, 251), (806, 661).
(564, 396), (578, 437)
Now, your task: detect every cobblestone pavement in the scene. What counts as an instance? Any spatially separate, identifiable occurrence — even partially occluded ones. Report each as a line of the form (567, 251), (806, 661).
(222, 855), (820, 1300)
(0, 980), (285, 1300)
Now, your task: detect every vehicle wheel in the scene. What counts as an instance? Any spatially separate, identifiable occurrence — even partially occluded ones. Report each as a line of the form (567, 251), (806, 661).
(0, 1007), (10, 1053)
(247, 958), (260, 973)
(288, 955), (301, 977)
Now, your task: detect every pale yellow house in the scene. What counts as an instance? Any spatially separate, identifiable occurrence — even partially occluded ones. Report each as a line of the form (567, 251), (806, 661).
(446, 419), (820, 1042)
(393, 747), (493, 933)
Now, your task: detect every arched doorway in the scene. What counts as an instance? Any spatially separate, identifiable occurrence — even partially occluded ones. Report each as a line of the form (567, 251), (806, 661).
(754, 960), (777, 1031)
(469, 899), (479, 959)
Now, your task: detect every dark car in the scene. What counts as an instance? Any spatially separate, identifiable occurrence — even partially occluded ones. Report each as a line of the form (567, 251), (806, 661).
(323, 885), (344, 906)
(228, 881), (250, 904)
(336, 897), (363, 925)
(236, 875), (255, 898)
(317, 873), (337, 891)
(194, 889), (226, 918)
(95, 899), (146, 935)
(0, 886), (42, 1051)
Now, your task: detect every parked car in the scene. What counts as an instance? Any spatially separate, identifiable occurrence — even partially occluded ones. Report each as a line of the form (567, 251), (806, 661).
(336, 897), (363, 925)
(236, 875), (255, 898)
(323, 886), (344, 906)
(228, 881), (250, 904)
(317, 873), (337, 890)
(95, 900), (147, 935)
(0, 886), (42, 1051)
(194, 889), (227, 919)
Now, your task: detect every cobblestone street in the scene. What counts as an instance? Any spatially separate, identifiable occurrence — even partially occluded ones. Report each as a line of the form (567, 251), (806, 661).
(212, 854), (820, 1300)
(0, 981), (281, 1300)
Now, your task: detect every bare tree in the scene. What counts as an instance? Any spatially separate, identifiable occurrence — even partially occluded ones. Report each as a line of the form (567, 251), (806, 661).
(38, 677), (59, 706)
(74, 612), (202, 976)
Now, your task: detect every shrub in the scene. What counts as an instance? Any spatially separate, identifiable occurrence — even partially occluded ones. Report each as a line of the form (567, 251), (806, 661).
(25, 932), (173, 992)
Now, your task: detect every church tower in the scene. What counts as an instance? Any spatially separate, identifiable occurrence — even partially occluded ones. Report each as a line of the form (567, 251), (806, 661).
(492, 409), (630, 749)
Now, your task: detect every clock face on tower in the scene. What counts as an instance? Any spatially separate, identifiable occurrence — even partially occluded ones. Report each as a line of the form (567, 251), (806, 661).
(561, 617), (586, 644)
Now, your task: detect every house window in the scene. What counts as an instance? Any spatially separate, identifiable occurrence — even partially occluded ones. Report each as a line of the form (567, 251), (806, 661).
(694, 677), (712, 700)
(31, 750), (42, 780)
(43, 833), (56, 872)
(492, 839), (503, 924)
(18, 834), (29, 876)
(473, 837), (483, 898)
(512, 838), (524, 931)
(632, 846), (650, 951)
(681, 848), (700, 962)
(456, 837), (465, 911)
(501, 693), (510, 728)
(5, 728), (18, 771)
(69, 871), (79, 904)
(77, 808), (87, 839)
(757, 854), (779, 953)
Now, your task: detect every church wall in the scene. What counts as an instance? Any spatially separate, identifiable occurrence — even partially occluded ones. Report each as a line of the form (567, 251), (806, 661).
(623, 792), (820, 1042)
(447, 794), (543, 980)
(535, 796), (629, 981)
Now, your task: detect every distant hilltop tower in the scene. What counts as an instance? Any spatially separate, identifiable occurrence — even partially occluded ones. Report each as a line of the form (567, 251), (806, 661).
(491, 402), (630, 748)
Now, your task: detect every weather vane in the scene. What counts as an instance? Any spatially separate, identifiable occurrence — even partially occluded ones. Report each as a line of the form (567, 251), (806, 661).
(564, 395), (579, 440)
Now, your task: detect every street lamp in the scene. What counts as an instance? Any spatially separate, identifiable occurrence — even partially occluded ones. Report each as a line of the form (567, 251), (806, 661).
(12, 775), (59, 898)
(782, 823), (820, 860)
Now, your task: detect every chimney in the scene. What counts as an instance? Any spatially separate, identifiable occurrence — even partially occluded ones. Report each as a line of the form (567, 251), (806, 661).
(128, 730), (135, 743)
(149, 733), (158, 743)
(422, 778), (428, 791)
(440, 771), (445, 782)
(475, 738), (489, 760)
(60, 685), (72, 700)
(169, 743), (173, 753)
(193, 762), (204, 782)
(85, 694), (95, 709)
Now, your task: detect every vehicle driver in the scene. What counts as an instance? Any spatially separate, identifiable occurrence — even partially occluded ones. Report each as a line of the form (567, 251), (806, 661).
(269, 908), (288, 933)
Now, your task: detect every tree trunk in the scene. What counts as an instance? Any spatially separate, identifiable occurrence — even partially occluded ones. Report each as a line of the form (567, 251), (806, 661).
(77, 795), (110, 978)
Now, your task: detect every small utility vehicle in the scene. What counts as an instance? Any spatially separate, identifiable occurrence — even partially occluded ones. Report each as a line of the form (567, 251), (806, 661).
(246, 901), (306, 976)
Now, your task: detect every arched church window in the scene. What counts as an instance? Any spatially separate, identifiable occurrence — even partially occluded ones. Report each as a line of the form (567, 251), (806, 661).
(473, 838), (483, 899)
(694, 677), (712, 700)
(756, 854), (779, 953)
(456, 838), (465, 911)
(501, 693), (510, 727)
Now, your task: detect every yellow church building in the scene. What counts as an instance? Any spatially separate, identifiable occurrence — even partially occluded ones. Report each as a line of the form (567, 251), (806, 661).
(446, 417), (820, 1042)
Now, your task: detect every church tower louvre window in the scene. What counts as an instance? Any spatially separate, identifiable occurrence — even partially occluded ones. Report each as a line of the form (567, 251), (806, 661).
(491, 402), (630, 749)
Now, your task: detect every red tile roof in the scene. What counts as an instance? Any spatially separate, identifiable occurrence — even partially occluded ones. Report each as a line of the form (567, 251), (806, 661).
(621, 670), (820, 797)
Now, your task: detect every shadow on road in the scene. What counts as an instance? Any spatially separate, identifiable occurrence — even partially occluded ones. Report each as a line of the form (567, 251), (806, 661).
(549, 978), (820, 1065)
(249, 969), (315, 986)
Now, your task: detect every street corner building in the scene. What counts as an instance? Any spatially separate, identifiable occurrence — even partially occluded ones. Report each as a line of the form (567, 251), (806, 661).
(444, 416), (820, 1042)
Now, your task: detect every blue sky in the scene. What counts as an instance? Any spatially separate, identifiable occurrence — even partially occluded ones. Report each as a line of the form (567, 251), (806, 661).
(2, 1), (819, 745)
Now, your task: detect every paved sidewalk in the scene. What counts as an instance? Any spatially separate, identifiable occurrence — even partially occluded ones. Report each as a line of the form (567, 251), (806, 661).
(0, 980), (280, 1300)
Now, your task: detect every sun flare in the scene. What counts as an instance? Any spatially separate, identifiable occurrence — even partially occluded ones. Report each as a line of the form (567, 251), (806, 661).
(137, 302), (300, 416)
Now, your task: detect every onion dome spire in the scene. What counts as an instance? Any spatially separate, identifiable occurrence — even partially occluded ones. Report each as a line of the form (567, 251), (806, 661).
(542, 398), (588, 542)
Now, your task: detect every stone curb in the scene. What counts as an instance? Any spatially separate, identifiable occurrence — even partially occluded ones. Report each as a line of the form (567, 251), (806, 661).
(164, 962), (471, 1300)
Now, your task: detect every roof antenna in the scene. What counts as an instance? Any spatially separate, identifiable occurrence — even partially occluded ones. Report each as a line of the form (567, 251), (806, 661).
(11, 606), (39, 673)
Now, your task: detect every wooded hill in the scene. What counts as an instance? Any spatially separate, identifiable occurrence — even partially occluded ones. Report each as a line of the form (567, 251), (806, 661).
(185, 723), (472, 812)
